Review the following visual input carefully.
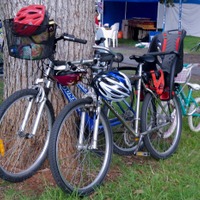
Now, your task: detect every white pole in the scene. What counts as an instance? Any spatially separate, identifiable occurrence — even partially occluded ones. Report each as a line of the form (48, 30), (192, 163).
(162, 0), (167, 31)
(178, 0), (182, 30)
(125, 2), (127, 20)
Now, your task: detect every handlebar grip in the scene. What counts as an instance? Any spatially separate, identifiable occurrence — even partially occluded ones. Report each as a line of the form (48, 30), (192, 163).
(63, 33), (87, 44)
(129, 55), (137, 60)
(73, 38), (87, 44)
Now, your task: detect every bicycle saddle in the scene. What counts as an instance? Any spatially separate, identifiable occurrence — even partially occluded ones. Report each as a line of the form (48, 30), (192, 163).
(187, 83), (200, 91)
(129, 54), (155, 63)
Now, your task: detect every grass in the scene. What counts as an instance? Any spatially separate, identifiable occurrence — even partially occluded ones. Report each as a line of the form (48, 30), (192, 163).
(1, 120), (199, 200)
(184, 36), (200, 53)
(0, 37), (200, 199)
(1, 79), (200, 200)
(118, 38), (138, 47)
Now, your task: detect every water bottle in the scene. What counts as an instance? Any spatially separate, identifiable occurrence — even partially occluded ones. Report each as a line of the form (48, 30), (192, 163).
(22, 45), (32, 59)
(10, 46), (18, 56)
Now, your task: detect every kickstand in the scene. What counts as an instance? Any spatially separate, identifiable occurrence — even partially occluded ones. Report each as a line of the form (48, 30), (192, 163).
(134, 135), (150, 157)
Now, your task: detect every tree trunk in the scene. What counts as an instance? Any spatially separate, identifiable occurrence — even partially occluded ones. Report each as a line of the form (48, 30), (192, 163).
(0, 0), (95, 114)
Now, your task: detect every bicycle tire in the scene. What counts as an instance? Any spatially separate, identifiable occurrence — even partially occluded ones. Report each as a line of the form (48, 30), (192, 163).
(0, 89), (54, 182)
(188, 97), (200, 132)
(48, 97), (113, 196)
(141, 92), (182, 160)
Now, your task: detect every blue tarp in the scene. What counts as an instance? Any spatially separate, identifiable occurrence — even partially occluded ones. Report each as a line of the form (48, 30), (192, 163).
(103, 1), (158, 30)
(105, 0), (200, 3)
(104, 0), (158, 2)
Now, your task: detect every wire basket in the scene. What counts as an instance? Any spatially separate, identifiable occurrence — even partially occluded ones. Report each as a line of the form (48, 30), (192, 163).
(174, 65), (192, 84)
(4, 19), (57, 60)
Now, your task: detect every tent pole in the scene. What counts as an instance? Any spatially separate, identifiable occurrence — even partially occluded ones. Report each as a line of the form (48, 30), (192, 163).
(101, 0), (104, 25)
(125, 1), (127, 20)
(162, 0), (167, 31)
(178, 0), (182, 30)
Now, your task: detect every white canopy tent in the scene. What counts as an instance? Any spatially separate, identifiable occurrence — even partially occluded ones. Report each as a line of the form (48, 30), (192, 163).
(157, 0), (200, 37)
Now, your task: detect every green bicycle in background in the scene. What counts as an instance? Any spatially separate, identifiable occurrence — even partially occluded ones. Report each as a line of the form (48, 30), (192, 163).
(174, 63), (200, 132)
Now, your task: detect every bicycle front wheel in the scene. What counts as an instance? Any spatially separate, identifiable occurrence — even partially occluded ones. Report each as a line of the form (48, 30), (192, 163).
(0, 89), (54, 182)
(141, 93), (182, 160)
(48, 98), (113, 196)
(188, 97), (200, 132)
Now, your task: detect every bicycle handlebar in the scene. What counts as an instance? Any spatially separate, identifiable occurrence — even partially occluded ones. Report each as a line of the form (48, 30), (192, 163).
(70, 59), (94, 65)
(63, 33), (87, 44)
(92, 45), (115, 55)
(55, 33), (87, 44)
(93, 45), (124, 63)
(53, 59), (94, 71)
(53, 36), (122, 72)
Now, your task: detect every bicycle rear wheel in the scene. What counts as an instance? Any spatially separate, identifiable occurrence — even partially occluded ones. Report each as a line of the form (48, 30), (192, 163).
(141, 93), (182, 160)
(48, 98), (113, 196)
(188, 97), (200, 132)
(0, 89), (54, 182)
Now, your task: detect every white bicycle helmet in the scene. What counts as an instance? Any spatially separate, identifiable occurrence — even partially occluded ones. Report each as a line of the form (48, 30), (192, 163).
(93, 70), (132, 101)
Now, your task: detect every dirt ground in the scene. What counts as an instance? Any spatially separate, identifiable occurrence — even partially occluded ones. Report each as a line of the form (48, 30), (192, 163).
(183, 53), (200, 64)
(0, 156), (152, 199)
(0, 49), (199, 199)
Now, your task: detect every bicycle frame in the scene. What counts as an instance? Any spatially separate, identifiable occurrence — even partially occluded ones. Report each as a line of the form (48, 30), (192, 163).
(101, 63), (171, 154)
(58, 81), (136, 128)
(18, 48), (135, 151)
(175, 64), (200, 117)
(17, 43), (111, 135)
(176, 85), (196, 116)
(58, 82), (88, 102)
(19, 51), (172, 156)
(110, 65), (170, 132)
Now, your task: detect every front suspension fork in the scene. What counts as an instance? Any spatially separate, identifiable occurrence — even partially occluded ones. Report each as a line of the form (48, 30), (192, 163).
(18, 86), (47, 138)
(78, 104), (101, 150)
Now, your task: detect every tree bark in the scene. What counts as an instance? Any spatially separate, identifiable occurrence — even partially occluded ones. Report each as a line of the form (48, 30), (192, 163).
(0, 0), (95, 114)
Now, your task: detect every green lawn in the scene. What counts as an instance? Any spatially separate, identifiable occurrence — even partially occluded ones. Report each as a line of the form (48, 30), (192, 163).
(1, 118), (199, 200)
(0, 78), (200, 199)
(184, 36), (200, 53)
(0, 36), (200, 199)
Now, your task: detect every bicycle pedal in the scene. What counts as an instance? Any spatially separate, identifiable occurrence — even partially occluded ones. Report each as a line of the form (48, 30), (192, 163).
(133, 137), (140, 142)
(135, 151), (150, 157)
